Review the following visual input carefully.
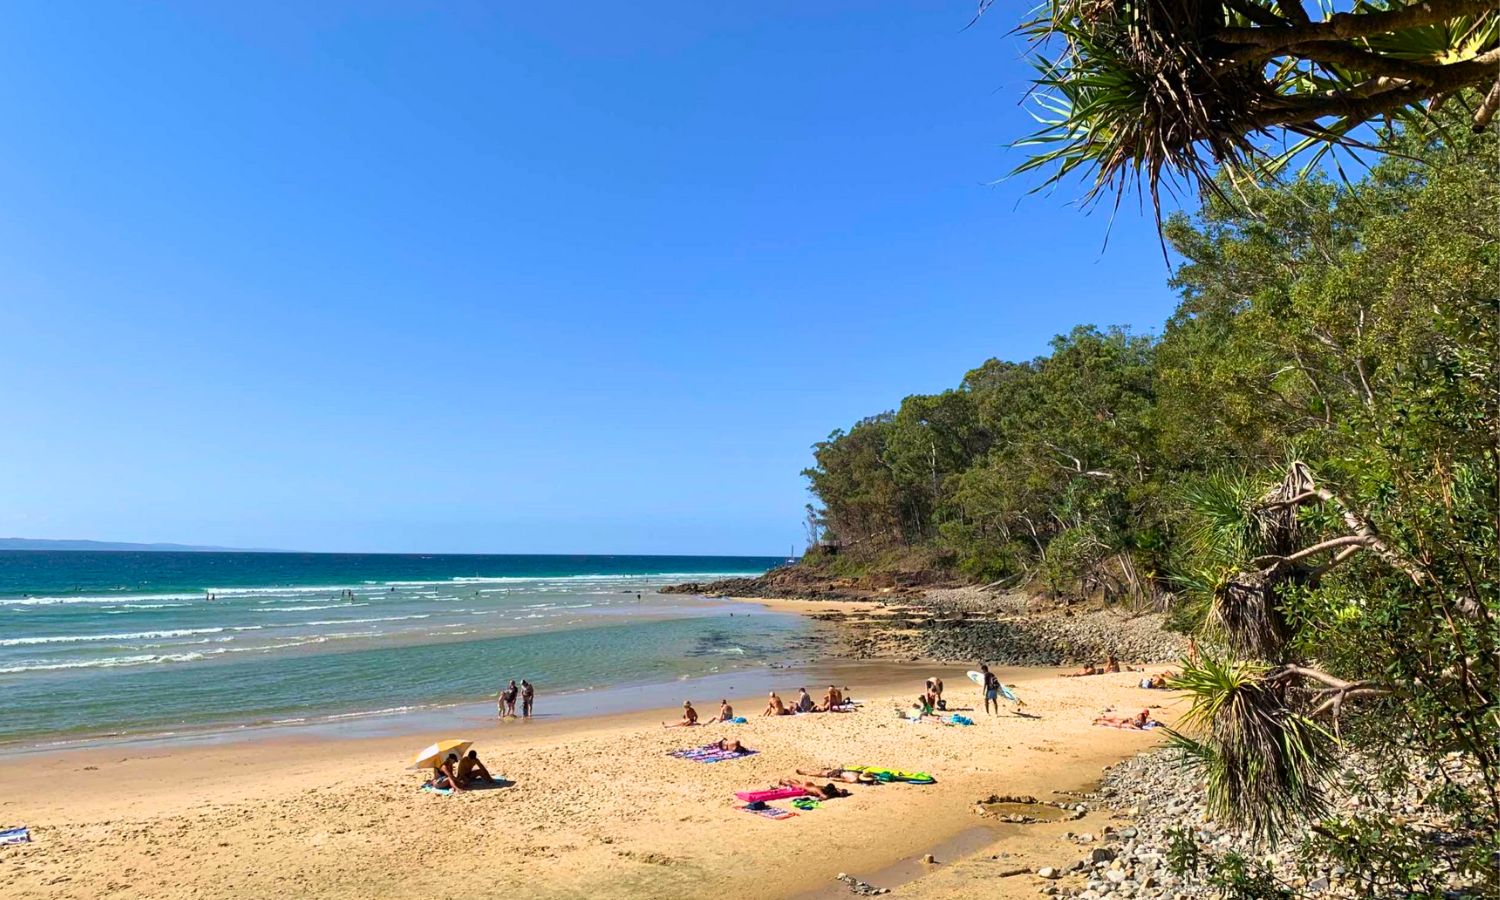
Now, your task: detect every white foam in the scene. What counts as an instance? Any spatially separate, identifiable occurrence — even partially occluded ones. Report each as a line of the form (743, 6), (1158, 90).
(0, 627), (228, 647)
(0, 651), (205, 674)
(252, 603), (367, 613)
(300, 614), (429, 627)
(0, 592), (202, 607)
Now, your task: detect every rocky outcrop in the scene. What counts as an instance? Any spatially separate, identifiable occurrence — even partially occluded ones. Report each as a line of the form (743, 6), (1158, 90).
(660, 564), (956, 602)
(662, 575), (1189, 666)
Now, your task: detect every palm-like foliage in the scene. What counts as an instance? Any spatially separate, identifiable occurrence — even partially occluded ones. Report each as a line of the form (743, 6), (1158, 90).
(1004, 0), (1500, 213)
(1170, 471), (1290, 652)
(1168, 656), (1337, 842)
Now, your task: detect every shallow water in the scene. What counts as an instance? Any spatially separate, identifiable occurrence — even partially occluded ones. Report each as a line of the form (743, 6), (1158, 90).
(0, 551), (792, 745)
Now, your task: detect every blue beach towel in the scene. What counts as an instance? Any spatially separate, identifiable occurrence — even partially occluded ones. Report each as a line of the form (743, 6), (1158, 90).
(728, 716), (748, 724)
(1, 826), (32, 845)
(948, 714), (975, 726)
(668, 744), (759, 764)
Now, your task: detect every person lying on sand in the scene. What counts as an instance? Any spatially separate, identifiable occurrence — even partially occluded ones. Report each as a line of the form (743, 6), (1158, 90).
(1061, 664), (1099, 677)
(705, 699), (735, 724)
(820, 685), (843, 712)
(797, 767), (877, 784)
(780, 778), (851, 800)
(1093, 709), (1155, 729)
(1139, 672), (1173, 689)
(455, 749), (496, 787)
(714, 738), (752, 755)
(664, 700), (700, 727)
(428, 752), (464, 791)
(793, 688), (817, 713)
(762, 692), (789, 716)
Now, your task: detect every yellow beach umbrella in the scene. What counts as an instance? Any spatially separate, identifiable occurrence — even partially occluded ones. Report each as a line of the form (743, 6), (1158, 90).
(410, 738), (471, 770)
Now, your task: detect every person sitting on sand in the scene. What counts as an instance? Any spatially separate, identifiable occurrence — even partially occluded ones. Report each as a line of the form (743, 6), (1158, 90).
(1140, 672), (1172, 690)
(1103, 654), (1121, 674)
(762, 692), (789, 716)
(820, 685), (843, 712)
(455, 749), (496, 787)
(926, 676), (944, 709)
(714, 738), (752, 755)
(797, 766), (877, 784)
(664, 700), (700, 727)
(910, 694), (935, 718)
(429, 752), (465, 791)
(780, 778), (851, 800)
(793, 687), (817, 713)
(1093, 709), (1154, 729)
(705, 699), (735, 724)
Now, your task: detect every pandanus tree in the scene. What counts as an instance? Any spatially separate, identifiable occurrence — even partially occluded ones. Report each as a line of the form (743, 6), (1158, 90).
(1150, 117), (1498, 879)
(1005, 0), (1500, 211)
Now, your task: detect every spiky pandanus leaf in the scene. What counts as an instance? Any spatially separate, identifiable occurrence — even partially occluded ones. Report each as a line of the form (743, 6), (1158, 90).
(1008, 1), (1500, 213)
(1168, 657), (1337, 842)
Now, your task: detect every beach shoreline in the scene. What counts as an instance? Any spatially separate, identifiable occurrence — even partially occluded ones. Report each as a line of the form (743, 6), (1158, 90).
(0, 595), (1180, 900)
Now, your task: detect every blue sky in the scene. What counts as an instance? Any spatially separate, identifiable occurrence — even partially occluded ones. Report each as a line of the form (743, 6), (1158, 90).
(0, 2), (1182, 555)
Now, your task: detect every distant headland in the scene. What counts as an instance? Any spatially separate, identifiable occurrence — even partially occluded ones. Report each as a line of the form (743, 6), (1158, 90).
(0, 538), (280, 552)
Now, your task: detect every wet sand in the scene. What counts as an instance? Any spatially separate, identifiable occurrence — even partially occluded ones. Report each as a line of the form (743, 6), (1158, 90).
(0, 623), (1177, 899)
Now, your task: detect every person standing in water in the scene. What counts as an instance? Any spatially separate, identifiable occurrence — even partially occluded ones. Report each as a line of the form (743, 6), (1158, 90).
(499, 680), (519, 718)
(520, 679), (535, 718)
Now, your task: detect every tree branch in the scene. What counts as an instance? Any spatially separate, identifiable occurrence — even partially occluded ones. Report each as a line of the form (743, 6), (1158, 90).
(1214, 1), (1494, 48)
(1475, 76), (1500, 132)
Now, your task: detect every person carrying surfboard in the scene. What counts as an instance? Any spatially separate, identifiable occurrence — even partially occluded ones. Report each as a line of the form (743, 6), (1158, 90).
(980, 664), (1001, 715)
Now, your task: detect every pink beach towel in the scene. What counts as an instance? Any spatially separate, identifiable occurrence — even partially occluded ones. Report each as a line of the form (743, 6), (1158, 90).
(734, 786), (809, 803)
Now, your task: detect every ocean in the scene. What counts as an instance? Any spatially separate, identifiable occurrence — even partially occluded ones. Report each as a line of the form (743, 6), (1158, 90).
(0, 551), (796, 747)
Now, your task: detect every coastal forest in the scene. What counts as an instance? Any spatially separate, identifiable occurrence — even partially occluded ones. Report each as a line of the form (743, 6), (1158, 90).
(801, 108), (1498, 893)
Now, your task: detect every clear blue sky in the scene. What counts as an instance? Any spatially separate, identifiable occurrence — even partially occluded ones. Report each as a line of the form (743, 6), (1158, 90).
(0, 2), (1183, 555)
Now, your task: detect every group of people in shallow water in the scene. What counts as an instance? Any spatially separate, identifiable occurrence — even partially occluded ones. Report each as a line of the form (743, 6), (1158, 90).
(497, 679), (535, 718)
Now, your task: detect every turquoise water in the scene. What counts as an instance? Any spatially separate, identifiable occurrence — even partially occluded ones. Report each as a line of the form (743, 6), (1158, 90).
(0, 552), (792, 745)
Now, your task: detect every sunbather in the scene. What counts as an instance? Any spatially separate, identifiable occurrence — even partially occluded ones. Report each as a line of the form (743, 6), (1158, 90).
(705, 699), (735, 724)
(780, 778), (851, 800)
(1103, 654), (1121, 673)
(714, 738), (752, 755)
(664, 700), (700, 727)
(793, 688), (817, 713)
(455, 749), (496, 787)
(762, 692), (789, 716)
(796, 766), (877, 784)
(1062, 663), (1099, 677)
(820, 685), (844, 712)
(1093, 709), (1154, 729)
(428, 752), (464, 791)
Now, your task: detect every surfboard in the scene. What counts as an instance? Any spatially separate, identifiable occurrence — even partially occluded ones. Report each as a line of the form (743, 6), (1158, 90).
(966, 670), (984, 685)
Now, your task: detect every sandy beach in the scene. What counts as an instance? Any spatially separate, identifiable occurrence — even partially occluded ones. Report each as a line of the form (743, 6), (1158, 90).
(0, 618), (1179, 900)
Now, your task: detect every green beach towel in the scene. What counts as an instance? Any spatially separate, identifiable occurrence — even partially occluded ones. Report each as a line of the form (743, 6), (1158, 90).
(845, 766), (935, 784)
